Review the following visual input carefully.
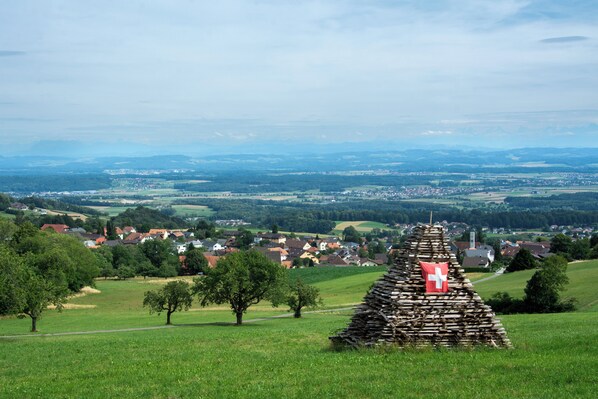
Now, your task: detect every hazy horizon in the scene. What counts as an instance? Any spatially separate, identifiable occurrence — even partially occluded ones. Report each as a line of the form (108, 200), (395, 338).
(1, 1), (597, 156)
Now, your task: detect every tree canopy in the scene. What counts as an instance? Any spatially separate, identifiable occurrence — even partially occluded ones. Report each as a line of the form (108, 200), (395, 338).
(143, 280), (193, 325)
(286, 278), (322, 318)
(506, 248), (537, 272)
(193, 250), (286, 325)
(524, 255), (573, 313)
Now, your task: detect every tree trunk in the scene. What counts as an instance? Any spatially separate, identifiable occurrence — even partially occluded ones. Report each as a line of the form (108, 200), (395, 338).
(235, 311), (243, 325)
(31, 316), (37, 332)
(166, 311), (172, 325)
(294, 308), (302, 318)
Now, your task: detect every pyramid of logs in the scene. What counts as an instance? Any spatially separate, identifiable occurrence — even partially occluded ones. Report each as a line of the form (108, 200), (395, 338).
(331, 224), (512, 348)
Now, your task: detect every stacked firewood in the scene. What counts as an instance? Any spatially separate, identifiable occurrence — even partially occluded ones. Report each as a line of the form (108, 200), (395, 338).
(331, 224), (512, 348)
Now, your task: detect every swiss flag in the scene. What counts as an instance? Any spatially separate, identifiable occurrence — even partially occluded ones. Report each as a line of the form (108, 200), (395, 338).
(420, 261), (449, 293)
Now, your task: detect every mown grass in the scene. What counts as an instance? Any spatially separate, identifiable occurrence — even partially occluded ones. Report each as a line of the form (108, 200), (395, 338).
(1, 311), (597, 398)
(289, 265), (387, 285)
(171, 204), (214, 217)
(474, 260), (598, 311)
(1, 261), (597, 398)
(332, 220), (389, 234)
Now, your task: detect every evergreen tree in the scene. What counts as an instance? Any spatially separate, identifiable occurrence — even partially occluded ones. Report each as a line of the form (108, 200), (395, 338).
(506, 248), (536, 272)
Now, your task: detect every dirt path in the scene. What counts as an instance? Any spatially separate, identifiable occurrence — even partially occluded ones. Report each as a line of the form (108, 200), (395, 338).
(471, 268), (506, 284)
(0, 307), (356, 340)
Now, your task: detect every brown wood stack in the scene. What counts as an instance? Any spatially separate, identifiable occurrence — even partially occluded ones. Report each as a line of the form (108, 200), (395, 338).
(330, 224), (512, 348)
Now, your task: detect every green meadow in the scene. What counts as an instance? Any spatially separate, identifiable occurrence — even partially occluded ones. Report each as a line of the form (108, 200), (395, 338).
(1, 262), (597, 398)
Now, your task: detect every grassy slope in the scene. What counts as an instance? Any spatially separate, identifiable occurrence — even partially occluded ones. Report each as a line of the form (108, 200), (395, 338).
(290, 265), (387, 285)
(1, 261), (598, 398)
(1, 312), (597, 398)
(332, 220), (389, 234)
(474, 260), (598, 311)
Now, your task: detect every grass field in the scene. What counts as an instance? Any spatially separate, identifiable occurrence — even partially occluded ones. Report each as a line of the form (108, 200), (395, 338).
(171, 204), (214, 217)
(0, 211), (16, 219)
(1, 262), (597, 398)
(88, 206), (137, 217)
(474, 260), (598, 311)
(332, 220), (390, 234)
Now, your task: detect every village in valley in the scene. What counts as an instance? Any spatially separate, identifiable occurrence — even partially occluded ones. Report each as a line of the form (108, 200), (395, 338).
(2, 1), (598, 397)
(35, 214), (593, 274)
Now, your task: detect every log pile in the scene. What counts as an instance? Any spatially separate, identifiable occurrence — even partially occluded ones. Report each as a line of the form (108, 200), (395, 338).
(330, 224), (512, 348)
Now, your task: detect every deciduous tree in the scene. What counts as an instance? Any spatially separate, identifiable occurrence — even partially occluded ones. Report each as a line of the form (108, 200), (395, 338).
(550, 233), (572, 255)
(286, 278), (322, 318)
(143, 280), (193, 325)
(506, 248), (536, 272)
(19, 267), (68, 332)
(184, 248), (209, 275)
(193, 250), (286, 325)
(524, 255), (573, 312)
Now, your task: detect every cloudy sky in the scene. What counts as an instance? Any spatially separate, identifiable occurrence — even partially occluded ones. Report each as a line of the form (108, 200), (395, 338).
(1, 0), (597, 155)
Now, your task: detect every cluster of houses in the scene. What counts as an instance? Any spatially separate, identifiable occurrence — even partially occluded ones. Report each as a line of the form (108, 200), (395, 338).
(40, 222), (564, 271)
(452, 235), (554, 269)
(39, 224), (392, 269)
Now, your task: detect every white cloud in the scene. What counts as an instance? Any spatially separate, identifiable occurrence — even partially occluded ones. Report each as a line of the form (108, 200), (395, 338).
(421, 130), (453, 136)
(0, 1), (596, 150)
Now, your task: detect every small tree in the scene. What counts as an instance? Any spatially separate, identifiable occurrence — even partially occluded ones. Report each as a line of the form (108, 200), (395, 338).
(20, 268), (68, 332)
(193, 250), (286, 325)
(524, 255), (573, 313)
(506, 248), (536, 272)
(185, 248), (209, 275)
(286, 278), (323, 318)
(116, 265), (136, 280)
(105, 219), (118, 240)
(569, 238), (590, 260)
(342, 226), (361, 244)
(143, 280), (193, 325)
(550, 233), (572, 255)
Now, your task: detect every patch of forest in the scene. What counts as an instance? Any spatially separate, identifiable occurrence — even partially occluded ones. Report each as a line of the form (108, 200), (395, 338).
(0, 175), (112, 193)
(505, 192), (598, 211)
(111, 206), (189, 231)
(173, 173), (463, 193)
(0, 194), (103, 216)
(183, 198), (598, 232)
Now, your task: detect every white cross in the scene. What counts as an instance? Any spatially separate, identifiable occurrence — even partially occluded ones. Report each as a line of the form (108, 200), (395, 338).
(428, 267), (447, 289)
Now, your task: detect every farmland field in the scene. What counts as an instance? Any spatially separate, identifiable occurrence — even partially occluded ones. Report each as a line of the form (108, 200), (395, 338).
(333, 220), (390, 234)
(88, 206), (137, 217)
(1, 262), (597, 398)
(171, 204), (214, 217)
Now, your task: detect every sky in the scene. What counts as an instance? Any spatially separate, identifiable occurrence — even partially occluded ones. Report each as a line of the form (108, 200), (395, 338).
(0, 0), (597, 156)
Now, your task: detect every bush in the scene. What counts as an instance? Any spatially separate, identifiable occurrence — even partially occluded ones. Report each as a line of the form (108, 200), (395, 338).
(489, 255), (576, 314)
(506, 248), (536, 272)
(524, 255), (575, 313)
(486, 292), (525, 314)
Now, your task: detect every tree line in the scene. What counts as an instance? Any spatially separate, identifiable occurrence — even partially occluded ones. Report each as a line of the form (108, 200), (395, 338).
(143, 250), (322, 325)
(0, 219), (100, 331)
(184, 198), (598, 232)
(0, 175), (111, 193)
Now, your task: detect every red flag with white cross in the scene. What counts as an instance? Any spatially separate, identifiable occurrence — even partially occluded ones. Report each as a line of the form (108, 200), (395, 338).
(420, 261), (449, 293)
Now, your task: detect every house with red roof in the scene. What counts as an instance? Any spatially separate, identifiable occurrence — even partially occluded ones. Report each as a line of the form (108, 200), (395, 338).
(41, 224), (70, 234)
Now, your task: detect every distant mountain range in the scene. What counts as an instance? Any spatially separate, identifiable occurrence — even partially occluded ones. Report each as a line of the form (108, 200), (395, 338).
(0, 147), (597, 175)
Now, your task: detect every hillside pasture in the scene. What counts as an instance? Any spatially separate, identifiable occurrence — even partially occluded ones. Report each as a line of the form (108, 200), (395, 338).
(42, 208), (88, 221)
(474, 260), (598, 311)
(333, 220), (389, 234)
(1, 261), (598, 398)
(88, 205), (137, 217)
(171, 204), (214, 217)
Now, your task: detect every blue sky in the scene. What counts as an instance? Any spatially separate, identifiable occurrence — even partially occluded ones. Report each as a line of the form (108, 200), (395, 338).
(0, 1), (597, 155)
